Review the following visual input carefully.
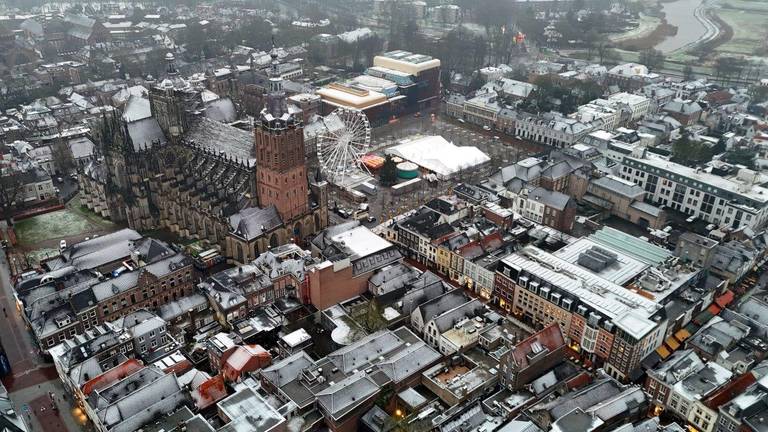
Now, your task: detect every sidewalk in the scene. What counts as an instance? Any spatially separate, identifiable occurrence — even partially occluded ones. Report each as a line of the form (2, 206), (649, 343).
(0, 247), (87, 431)
(12, 381), (87, 432)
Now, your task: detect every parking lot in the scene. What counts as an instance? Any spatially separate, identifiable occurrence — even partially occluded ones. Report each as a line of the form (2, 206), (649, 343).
(327, 112), (544, 225)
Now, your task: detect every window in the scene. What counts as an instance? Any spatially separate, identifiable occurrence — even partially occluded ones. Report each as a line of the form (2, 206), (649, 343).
(670, 394), (679, 409)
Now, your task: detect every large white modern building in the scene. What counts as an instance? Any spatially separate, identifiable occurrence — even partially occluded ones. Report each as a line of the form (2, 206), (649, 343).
(617, 153), (768, 230)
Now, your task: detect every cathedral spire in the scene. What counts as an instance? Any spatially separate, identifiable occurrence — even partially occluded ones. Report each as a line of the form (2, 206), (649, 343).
(261, 36), (289, 122)
(165, 52), (178, 76)
(269, 36), (279, 79)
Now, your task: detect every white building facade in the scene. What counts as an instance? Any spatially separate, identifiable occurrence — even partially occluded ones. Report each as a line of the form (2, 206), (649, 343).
(618, 155), (768, 230)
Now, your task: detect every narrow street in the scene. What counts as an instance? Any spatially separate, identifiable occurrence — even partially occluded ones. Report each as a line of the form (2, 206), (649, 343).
(0, 247), (86, 431)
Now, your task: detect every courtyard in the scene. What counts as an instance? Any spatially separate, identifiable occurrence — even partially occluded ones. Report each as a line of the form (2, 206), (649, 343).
(13, 195), (119, 252)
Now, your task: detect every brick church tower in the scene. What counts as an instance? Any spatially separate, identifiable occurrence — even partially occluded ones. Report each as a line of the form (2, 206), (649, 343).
(254, 44), (309, 223)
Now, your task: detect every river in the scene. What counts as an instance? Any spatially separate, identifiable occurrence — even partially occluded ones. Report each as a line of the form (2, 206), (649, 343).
(654, 0), (709, 53)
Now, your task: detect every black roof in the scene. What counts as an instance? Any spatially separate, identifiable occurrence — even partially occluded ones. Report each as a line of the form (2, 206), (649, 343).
(400, 208), (454, 240)
(70, 288), (97, 313)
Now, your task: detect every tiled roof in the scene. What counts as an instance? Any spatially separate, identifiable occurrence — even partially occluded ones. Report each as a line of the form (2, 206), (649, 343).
(186, 116), (255, 164)
(507, 323), (565, 369)
(229, 206), (283, 241)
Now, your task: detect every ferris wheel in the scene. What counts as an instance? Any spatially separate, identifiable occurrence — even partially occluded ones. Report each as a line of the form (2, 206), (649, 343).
(316, 107), (372, 185)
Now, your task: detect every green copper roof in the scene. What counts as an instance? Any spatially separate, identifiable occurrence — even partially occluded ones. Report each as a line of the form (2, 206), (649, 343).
(589, 227), (672, 265)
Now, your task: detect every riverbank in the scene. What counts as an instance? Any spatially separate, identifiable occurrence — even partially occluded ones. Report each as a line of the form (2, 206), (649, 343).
(688, 7), (733, 57)
(604, 0), (724, 56)
(614, 19), (678, 51)
(713, 5), (768, 55)
(607, 13), (662, 44)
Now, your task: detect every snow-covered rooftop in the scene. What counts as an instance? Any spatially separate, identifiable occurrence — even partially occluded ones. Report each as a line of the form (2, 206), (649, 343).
(281, 328), (311, 348)
(122, 96), (151, 122)
(337, 27), (373, 43)
(502, 246), (661, 339)
(329, 225), (392, 260)
(553, 237), (649, 285)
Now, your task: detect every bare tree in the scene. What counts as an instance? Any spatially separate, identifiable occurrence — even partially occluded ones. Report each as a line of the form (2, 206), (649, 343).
(596, 39), (618, 64)
(639, 48), (665, 71)
(683, 63), (695, 81)
(51, 138), (75, 175)
(0, 173), (24, 226)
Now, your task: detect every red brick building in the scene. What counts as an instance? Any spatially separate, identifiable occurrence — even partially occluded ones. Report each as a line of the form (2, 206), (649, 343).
(500, 323), (566, 390)
(255, 53), (309, 223)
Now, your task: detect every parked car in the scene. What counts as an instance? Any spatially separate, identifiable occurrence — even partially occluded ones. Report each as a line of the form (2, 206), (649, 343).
(334, 208), (350, 219)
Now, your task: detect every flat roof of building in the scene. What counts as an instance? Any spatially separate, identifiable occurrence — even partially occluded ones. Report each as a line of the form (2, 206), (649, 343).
(373, 50), (441, 75)
(553, 238), (649, 286)
(281, 328), (312, 348)
(317, 84), (388, 110)
(218, 386), (285, 432)
(502, 246), (660, 338)
(351, 75), (398, 93)
(589, 227), (672, 266)
(330, 225), (393, 261)
(367, 65), (413, 78)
